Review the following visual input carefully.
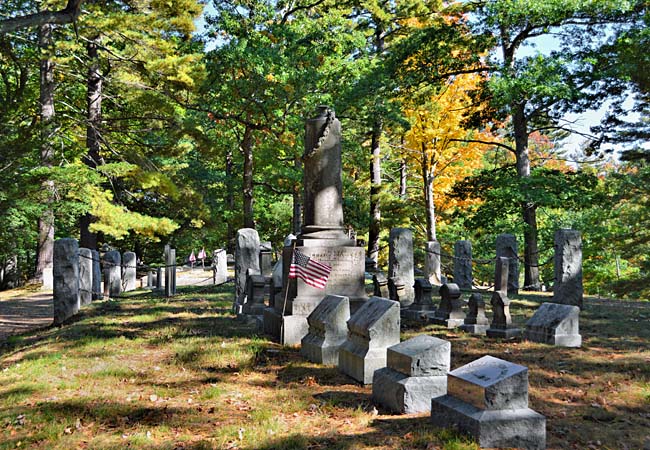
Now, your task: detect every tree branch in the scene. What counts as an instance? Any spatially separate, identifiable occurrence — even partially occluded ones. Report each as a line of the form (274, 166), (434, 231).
(0, 0), (84, 34)
(447, 138), (515, 153)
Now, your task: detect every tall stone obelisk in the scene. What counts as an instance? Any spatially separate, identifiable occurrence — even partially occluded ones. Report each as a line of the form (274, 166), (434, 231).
(264, 106), (367, 345)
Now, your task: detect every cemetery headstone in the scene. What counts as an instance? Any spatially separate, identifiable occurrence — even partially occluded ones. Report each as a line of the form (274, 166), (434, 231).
(424, 240), (442, 286)
(372, 335), (450, 413)
(259, 241), (273, 277)
(265, 108), (367, 345)
(388, 277), (406, 304)
(460, 293), (489, 335)
(233, 228), (261, 314)
(486, 257), (521, 338)
(91, 250), (101, 300)
(164, 246), (176, 297)
(103, 250), (121, 299)
(301, 295), (350, 365)
(147, 270), (154, 288)
(156, 267), (163, 290)
(553, 229), (583, 309)
(269, 260), (283, 309)
(388, 228), (415, 306)
(122, 251), (137, 292)
(453, 240), (472, 289)
(432, 283), (466, 328)
(243, 273), (266, 316)
(372, 272), (389, 298)
(212, 249), (228, 285)
(338, 296), (400, 384)
(496, 233), (519, 295)
(431, 355), (546, 450)
(402, 278), (437, 321)
(78, 247), (93, 306)
(525, 302), (581, 347)
(53, 238), (80, 325)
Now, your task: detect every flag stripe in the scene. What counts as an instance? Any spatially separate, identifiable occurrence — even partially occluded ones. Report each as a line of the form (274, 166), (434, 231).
(288, 249), (332, 289)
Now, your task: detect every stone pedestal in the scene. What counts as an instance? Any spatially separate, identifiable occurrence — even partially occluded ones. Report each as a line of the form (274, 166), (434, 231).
(525, 302), (581, 347)
(553, 229), (583, 309)
(453, 240), (472, 290)
(402, 279), (437, 321)
(432, 283), (466, 328)
(91, 250), (101, 301)
(338, 296), (400, 385)
(372, 335), (449, 413)
(301, 295), (350, 365)
(431, 355), (545, 450)
(460, 293), (489, 335)
(243, 273), (267, 316)
(103, 251), (121, 299)
(122, 251), (137, 292)
(389, 228), (415, 306)
(424, 240), (442, 286)
(213, 249), (227, 285)
(486, 257), (521, 338)
(53, 238), (80, 325)
(78, 248), (93, 306)
(496, 234), (519, 295)
(372, 272), (389, 298)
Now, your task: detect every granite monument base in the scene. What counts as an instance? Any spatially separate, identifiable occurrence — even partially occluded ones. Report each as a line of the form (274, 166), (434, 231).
(525, 330), (581, 347)
(263, 308), (309, 346)
(431, 317), (465, 329)
(486, 327), (522, 339)
(339, 347), (389, 385)
(460, 324), (490, 335)
(373, 368), (446, 414)
(431, 395), (545, 450)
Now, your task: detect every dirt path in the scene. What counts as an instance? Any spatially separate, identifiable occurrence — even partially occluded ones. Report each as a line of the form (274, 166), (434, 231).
(0, 291), (53, 341)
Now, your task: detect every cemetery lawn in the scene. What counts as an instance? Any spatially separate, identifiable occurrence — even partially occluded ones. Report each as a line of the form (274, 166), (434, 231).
(1, 285), (649, 450)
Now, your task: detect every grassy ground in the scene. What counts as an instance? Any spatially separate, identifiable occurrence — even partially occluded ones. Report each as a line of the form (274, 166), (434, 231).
(1, 284), (649, 449)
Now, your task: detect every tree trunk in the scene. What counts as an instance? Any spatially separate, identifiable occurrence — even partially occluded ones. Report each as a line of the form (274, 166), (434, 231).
(241, 125), (255, 229)
(421, 144), (436, 241)
(35, 22), (55, 282)
(292, 156), (302, 234)
(225, 148), (235, 253)
(512, 102), (540, 290)
(399, 158), (407, 198)
(80, 35), (102, 249)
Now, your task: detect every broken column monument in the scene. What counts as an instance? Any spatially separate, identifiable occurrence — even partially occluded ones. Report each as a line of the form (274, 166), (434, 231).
(525, 302), (581, 347)
(264, 107), (366, 345)
(339, 296), (400, 385)
(53, 238), (80, 325)
(301, 295), (350, 365)
(486, 257), (521, 338)
(372, 335), (450, 413)
(431, 355), (546, 450)
(553, 228), (583, 309)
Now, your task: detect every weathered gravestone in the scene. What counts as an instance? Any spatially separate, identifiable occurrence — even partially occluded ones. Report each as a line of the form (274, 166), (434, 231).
(496, 233), (519, 295)
(431, 355), (546, 450)
(53, 238), (80, 325)
(424, 240), (443, 286)
(402, 278), (437, 321)
(212, 249), (228, 285)
(453, 240), (473, 290)
(388, 277), (406, 304)
(460, 293), (490, 335)
(338, 296), (400, 385)
(164, 246), (176, 297)
(259, 241), (273, 277)
(122, 251), (137, 292)
(91, 249), (101, 301)
(388, 228), (415, 306)
(146, 270), (155, 288)
(432, 283), (466, 328)
(233, 228), (261, 314)
(486, 257), (521, 339)
(553, 229), (583, 309)
(78, 247), (93, 306)
(243, 272), (266, 316)
(265, 108), (367, 345)
(268, 260), (283, 309)
(301, 295), (350, 365)
(156, 267), (163, 290)
(525, 302), (581, 347)
(372, 335), (450, 414)
(103, 250), (121, 299)
(372, 272), (389, 298)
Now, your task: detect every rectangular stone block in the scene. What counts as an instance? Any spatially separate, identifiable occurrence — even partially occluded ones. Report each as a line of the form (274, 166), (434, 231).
(53, 238), (80, 325)
(447, 355), (528, 411)
(387, 335), (450, 377)
(525, 302), (581, 347)
(373, 367), (447, 414)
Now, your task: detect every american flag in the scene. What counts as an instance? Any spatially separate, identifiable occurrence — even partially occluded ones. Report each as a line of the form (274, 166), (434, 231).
(289, 249), (332, 289)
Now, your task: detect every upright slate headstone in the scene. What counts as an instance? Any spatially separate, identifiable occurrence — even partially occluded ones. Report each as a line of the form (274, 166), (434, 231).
(460, 293), (489, 335)
(525, 302), (581, 347)
(553, 229), (583, 309)
(432, 283), (466, 328)
(431, 355), (546, 450)
(403, 278), (437, 321)
(122, 251), (137, 292)
(338, 296), (400, 384)
(453, 240), (472, 290)
(372, 272), (389, 298)
(91, 249), (101, 300)
(301, 295), (350, 365)
(424, 240), (442, 286)
(103, 250), (121, 299)
(496, 234), (519, 295)
(164, 246), (176, 297)
(373, 335), (450, 413)
(78, 247), (93, 306)
(234, 228), (261, 313)
(53, 238), (80, 324)
(388, 228), (415, 306)
(212, 249), (228, 285)
(486, 257), (521, 338)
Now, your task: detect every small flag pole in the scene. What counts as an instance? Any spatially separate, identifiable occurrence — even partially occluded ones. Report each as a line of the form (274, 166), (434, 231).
(280, 241), (297, 342)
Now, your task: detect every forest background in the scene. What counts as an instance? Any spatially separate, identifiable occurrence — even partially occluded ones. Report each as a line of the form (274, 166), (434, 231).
(0, 0), (648, 298)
